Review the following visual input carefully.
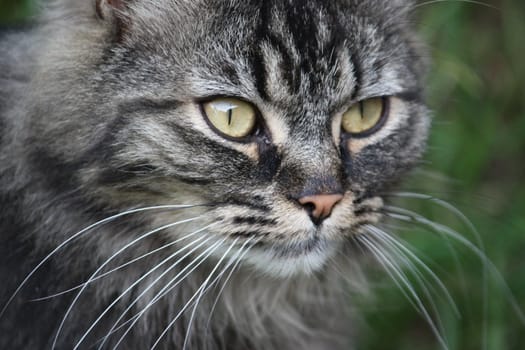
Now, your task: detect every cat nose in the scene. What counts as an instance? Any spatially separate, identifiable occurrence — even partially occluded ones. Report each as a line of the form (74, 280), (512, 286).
(298, 194), (343, 225)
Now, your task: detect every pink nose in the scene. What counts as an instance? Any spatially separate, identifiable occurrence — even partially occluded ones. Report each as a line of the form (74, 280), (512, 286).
(298, 194), (343, 224)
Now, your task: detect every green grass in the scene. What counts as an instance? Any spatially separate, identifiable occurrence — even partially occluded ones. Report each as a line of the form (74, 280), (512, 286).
(1, 1), (524, 349)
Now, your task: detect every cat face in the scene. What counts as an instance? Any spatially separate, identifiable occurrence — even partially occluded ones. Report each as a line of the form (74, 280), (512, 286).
(31, 0), (429, 276)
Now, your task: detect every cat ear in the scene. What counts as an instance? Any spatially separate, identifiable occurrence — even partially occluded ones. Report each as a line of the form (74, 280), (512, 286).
(95, 0), (131, 39)
(95, 0), (127, 21)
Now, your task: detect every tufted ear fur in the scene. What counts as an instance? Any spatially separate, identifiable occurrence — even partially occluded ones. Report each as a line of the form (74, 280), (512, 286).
(95, 0), (127, 20)
(95, 0), (131, 40)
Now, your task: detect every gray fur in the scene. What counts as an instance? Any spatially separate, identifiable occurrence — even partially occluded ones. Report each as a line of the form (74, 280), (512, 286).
(0, 0), (429, 349)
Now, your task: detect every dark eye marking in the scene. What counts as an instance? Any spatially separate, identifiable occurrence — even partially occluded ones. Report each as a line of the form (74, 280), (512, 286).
(257, 143), (281, 182)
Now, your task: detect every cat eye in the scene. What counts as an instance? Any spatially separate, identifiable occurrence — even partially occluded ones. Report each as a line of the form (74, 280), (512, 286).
(341, 97), (387, 136)
(202, 98), (258, 140)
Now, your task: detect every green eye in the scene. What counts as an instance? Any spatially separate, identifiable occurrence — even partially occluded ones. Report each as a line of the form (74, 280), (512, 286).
(341, 97), (386, 135)
(202, 98), (257, 139)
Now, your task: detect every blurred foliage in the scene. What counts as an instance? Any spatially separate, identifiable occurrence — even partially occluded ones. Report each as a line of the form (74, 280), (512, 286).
(359, 1), (525, 350)
(0, 0), (34, 23)
(0, 1), (523, 350)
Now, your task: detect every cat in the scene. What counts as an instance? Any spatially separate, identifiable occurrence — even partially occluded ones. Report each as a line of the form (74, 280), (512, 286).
(0, 0), (430, 349)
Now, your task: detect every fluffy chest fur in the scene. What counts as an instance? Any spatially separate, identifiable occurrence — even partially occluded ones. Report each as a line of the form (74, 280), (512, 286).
(0, 0), (429, 349)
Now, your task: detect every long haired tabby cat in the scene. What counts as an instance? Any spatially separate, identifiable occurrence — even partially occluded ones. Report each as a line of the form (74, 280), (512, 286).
(0, 0), (434, 349)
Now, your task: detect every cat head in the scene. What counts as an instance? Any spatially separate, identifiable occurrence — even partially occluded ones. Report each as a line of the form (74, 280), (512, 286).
(26, 0), (429, 276)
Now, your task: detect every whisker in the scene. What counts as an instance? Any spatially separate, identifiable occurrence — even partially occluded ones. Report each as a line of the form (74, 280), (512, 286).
(384, 193), (486, 279)
(0, 204), (202, 319)
(385, 191), (489, 343)
(364, 227), (451, 346)
(53, 215), (203, 349)
(181, 237), (244, 350)
(204, 238), (259, 336)
(73, 223), (217, 350)
(95, 234), (220, 350)
(356, 235), (423, 314)
(365, 225), (459, 316)
(384, 192), (483, 247)
(32, 226), (208, 302)
(356, 234), (449, 350)
(108, 237), (227, 350)
(412, 0), (499, 11)
(383, 206), (525, 326)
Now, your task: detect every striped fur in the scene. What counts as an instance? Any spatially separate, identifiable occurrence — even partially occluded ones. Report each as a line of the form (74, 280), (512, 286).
(0, 0), (429, 349)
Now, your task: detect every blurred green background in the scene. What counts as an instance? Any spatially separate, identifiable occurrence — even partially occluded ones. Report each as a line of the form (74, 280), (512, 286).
(1, 1), (523, 349)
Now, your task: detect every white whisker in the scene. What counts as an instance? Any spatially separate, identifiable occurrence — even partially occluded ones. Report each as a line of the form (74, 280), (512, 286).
(357, 235), (421, 313)
(384, 193), (486, 277)
(384, 206), (525, 326)
(204, 238), (259, 336)
(364, 227), (450, 346)
(74, 223), (217, 349)
(365, 225), (459, 316)
(385, 192), (483, 247)
(95, 235), (220, 350)
(33, 230), (210, 302)
(0, 204), (201, 319)
(386, 190), (489, 345)
(413, 0), (499, 11)
(384, 201), (473, 294)
(109, 237), (227, 350)
(182, 238), (242, 350)
(53, 215), (203, 349)
(357, 234), (449, 350)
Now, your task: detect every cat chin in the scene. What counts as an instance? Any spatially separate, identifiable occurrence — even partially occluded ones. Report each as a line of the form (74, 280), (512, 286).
(243, 238), (340, 278)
